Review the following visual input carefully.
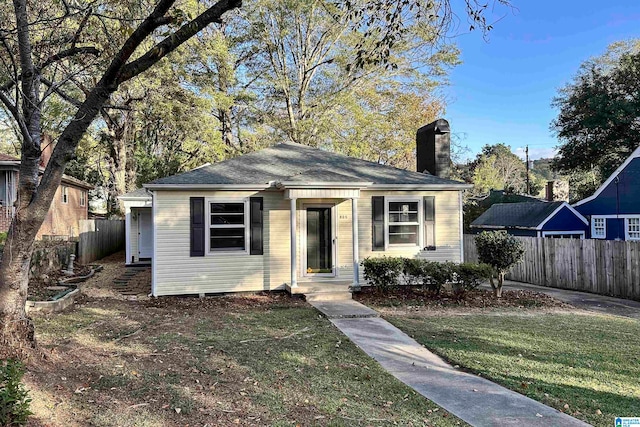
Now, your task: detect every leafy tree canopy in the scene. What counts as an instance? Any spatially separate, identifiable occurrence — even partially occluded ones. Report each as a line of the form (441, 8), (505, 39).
(552, 40), (640, 182)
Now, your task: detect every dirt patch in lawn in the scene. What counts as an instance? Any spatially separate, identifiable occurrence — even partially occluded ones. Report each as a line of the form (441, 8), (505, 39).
(354, 286), (572, 317)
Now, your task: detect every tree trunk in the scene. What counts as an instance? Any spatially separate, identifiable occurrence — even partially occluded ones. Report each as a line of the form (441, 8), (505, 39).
(105, 109), (136, 215)
(107, 133), (127, 214)
(0, 236), (37, 360)
(495, 272), (505, 298)
(0, 155), (49, 361)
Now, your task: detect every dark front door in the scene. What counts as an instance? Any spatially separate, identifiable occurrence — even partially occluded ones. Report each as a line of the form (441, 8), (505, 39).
(306, 207), (332, 274)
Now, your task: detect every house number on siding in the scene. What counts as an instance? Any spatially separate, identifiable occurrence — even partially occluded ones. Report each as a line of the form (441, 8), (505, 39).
(339, 215), (348, 219)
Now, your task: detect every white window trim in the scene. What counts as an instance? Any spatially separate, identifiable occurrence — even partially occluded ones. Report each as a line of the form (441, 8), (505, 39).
(541, 230), (585, 239)
(80, 191), (86, 207)
(205, 197), (250, 255)
(591, 216), (607, 239)
(384, 196), (423, 250)
(61, 186), (69, 204)
(625, 217), (640, 241)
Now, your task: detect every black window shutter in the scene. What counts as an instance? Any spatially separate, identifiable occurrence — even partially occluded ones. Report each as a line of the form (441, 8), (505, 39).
(250, 197), (264, 255)
(372, 196), (385, 251)
(424, 196), (436, 250)
(190, 197), (205, 256)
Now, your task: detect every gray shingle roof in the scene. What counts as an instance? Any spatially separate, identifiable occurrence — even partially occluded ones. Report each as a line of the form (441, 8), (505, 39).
(120, 188), (151, 199)
(471, 201), (564, 229)
(148, 143), (468, 187)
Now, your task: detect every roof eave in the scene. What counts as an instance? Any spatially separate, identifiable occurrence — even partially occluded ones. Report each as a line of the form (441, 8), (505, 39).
(278, 181), (373, 189)
(370, 183), (473, 190)
(0, 161), (21, 167)
(144, 183), (273, 191)
(470, 224), (538, 230)
(61, 178), (94, 190)
(118, 195), (152, 201)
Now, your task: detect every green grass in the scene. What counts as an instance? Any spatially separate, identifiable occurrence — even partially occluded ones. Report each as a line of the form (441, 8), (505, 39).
(192, 306), (466, 426)
(30, 296), (467, 426)
(387, 312), (640, 427)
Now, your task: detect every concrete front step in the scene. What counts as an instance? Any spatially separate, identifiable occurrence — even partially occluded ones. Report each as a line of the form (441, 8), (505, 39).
(309, 300), (379, 319)
(286, 281), (352, 295)
(305, 291), (352, 302)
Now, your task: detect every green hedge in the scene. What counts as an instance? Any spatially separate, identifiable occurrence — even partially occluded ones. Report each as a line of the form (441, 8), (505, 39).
(362, 257), (492, 295)
(361, 257), (405, 291)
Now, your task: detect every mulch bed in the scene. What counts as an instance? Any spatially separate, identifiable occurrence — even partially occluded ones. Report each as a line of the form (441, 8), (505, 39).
(143, 290), (307, 311)
(28, 265), (92, 301)
(354, 286), (571, 310)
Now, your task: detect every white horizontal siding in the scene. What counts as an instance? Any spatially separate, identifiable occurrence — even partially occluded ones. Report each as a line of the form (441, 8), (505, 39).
(357, 190), (462, 283)
(153, 188), (463, 295)
(154, 190), (284, 296)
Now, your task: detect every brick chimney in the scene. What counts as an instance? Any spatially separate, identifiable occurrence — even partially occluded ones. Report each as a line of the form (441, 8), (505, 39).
(416, 118), (451, 179)
(40, 134), (54, 168)
(546, 180), (569, 202)
(545, 181), (554, 201)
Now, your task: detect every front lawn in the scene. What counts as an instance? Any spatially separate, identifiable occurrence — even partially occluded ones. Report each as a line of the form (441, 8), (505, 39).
(26, 285), (465, 426)
(386, 310), (640, 427)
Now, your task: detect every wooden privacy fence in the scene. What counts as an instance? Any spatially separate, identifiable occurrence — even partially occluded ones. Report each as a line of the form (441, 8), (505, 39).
(464, 234), (640, 301)
(78, 219), (125, 264)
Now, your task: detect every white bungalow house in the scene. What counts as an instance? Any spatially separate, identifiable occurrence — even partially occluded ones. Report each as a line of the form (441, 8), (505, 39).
(120, 119), (472, 297)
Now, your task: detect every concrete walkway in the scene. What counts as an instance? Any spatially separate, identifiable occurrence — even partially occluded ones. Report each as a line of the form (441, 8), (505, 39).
(312, 300), (588, 427)
(501, 280), (640, 319)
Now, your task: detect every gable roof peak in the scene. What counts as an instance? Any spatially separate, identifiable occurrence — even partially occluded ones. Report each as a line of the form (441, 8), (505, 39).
(574, 144), (640, 207)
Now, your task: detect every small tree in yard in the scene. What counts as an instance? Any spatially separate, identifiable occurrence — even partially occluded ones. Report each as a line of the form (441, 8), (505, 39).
(474, 231), (524, 298)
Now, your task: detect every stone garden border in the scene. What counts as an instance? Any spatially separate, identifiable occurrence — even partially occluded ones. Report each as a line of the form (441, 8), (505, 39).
(25, 265), (102, 314)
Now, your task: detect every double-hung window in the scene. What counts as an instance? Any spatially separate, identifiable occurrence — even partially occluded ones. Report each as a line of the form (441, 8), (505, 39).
(592, 217), (606, 239)
(80, 191), (86, 207)
(386, 198), (421, 246)
(627, 217), (640, 240)
(61, 186), (69, 204)
(208, 200), (249, 252)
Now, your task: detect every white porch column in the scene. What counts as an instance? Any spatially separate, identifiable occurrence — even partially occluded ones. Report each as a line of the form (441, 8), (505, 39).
(351, 197), (360, 289)
(290, 197), (298, 288)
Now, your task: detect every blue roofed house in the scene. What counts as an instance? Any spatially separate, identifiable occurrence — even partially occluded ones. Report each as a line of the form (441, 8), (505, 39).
(573, 146), (640, 240)
(470, 200), (589, 238)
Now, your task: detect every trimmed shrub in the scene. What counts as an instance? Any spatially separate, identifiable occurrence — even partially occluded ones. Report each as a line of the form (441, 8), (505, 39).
(475, 231), (525, 297)
(402, 259), (455, 295)
(402, 258), (425, 286)
(422, 261), (455, 295)
(361, 257), (404, 291)
(452, 263), (493, 298)
(0, 360), (32, 426)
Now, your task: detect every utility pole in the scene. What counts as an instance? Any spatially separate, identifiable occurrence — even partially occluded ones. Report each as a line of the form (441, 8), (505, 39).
(525, 145), (530, 194)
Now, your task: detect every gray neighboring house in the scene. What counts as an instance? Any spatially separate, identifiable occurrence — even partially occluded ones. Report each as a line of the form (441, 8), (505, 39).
(121, 119), (472, 297)
(470, 201), (589, 238)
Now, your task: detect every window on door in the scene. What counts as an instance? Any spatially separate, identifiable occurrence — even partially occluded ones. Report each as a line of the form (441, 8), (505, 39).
(387, 199), (421, 246)
(208, 200), (249, 252)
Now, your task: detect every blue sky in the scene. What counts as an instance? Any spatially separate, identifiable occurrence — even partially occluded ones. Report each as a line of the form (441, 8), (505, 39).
(445, 1), (640, 161)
